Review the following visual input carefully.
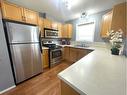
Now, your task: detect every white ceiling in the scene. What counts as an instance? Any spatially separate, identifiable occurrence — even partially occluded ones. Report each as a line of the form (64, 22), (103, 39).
(7, 0), (124, 22)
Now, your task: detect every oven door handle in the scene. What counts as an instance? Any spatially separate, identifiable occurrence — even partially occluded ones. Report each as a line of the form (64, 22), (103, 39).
(51, 49), (62, 52)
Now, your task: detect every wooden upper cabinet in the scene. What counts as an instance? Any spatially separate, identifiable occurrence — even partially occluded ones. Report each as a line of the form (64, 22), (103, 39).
(1, 1), (23, 22)
(111, 2), (126, 36)
(101, 2), (126, 37)
(23, 8), (38, 25)
(62, 24), (72, 38)
(44, 19), (52, 28)
(0, 1), (38, 25)
(51, 21), (58, 30)
(58, 23), (63, 38)
(101, 11), (113, 37)
(68, 24), (72, 38)
(38, 17), (44, 37)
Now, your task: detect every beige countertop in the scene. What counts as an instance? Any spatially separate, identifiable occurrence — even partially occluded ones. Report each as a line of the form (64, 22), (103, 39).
(58, 44), (95, 50)
(58, 45), (127, 95)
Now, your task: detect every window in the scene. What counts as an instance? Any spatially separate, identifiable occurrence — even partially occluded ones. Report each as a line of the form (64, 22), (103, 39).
(76, 22), (95, 42)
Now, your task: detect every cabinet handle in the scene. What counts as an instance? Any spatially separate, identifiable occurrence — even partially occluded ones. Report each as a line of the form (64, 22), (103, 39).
(22, 16), (24, 21)
(24, 16), (26, 21)
(22, 16), (26, 21)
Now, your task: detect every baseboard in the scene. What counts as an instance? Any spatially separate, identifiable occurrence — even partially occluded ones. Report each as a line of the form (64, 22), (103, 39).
(0, 85), (16, 94)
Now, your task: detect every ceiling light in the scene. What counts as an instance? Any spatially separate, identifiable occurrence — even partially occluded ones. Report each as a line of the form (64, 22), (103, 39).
(81, 12), (87, 18)
(62, 0), (72, 9)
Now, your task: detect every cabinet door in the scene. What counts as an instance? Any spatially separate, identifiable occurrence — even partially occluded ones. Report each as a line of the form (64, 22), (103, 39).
(42, 49), (49, 68)
(58, 23), (63, 38)
(61, 80), (80, 95)
(63, 47), (70, 61)
(62, 24), (68, 38)
(69, 48), (77, 63)
(62, 24), (72, 38)
(100, 11), (113, 37)
(78, 49), (93, 60)
(38, 17), (44, 37)
(23, 8), (38, 25)
(111, 3), (126, 36)
(1, 1), (23, 22)
(77, 49), (89, 60)
(52, 21), (58, 30)
(44, 19), (52, 28)
(68, 24), (72, 38)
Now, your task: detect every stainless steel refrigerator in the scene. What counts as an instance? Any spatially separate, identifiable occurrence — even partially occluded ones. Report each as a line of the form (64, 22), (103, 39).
(5, 22), (43, 84)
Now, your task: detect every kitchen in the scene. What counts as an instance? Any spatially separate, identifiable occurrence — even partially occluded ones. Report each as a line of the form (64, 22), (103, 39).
(0, 0), (126, 95)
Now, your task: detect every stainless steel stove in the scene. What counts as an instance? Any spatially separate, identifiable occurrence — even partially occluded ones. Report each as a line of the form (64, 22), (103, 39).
(43, 43), (62, 67)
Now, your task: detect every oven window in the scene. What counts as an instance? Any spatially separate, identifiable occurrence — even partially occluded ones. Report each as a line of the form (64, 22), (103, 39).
(52, 50), (62, 59)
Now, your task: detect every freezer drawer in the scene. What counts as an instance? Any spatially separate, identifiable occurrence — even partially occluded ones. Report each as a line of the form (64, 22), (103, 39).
(6, 22), (39, 44)
(10, 43), (42, 84)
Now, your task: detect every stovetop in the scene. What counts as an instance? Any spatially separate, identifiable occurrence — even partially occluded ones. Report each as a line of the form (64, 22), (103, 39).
(43, 44), (62, 50)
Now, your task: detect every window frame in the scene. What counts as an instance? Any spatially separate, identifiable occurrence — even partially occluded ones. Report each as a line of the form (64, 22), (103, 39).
(76, 21), (95, 42)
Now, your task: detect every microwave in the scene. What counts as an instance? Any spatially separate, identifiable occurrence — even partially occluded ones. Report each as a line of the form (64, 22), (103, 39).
(44, 28), (58, 38)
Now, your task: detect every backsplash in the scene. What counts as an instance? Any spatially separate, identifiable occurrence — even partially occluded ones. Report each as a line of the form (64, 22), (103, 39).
(70, 41), (111, 48)
(42, 38), (71, 45)
(41, 38), (127, 56)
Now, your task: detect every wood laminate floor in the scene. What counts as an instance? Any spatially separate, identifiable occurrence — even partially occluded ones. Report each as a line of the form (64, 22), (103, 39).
(1, 62), (70, 95)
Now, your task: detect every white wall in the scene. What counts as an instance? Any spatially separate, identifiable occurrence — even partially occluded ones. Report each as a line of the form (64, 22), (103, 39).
(0, 12), (15, 93)
(66, 9), (111, 42)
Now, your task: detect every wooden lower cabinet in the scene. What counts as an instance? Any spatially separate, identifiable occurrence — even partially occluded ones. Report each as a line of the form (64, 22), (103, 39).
(63, 47), (70, 62)
(69, 48), (78, 63)
(61, 80), (80, 95)
(42, 49), (49, 68)
(63, 47), (92, 63)
(77, 49), (88, 60)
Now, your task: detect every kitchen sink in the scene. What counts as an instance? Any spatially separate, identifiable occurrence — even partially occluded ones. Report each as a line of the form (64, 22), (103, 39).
(74, 44), (89, 48)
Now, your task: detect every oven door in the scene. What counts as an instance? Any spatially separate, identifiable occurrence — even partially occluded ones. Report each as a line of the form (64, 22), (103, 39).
(50, 49), (62, 66)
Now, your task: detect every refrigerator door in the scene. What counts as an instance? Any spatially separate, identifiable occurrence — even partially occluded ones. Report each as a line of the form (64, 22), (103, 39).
(10, 43), (42, 84)
(6, 22), (39, 44)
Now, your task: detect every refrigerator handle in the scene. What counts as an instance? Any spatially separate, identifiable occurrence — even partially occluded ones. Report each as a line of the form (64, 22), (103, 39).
(39, 32), (42, 53)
